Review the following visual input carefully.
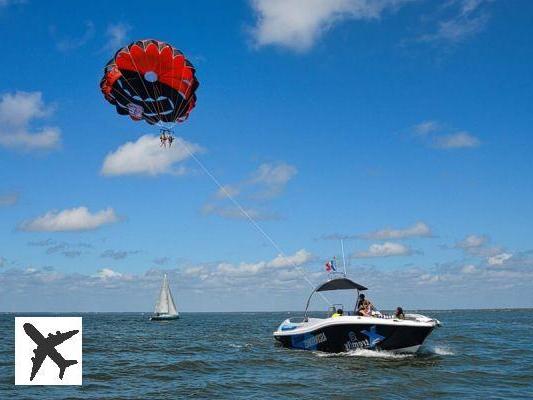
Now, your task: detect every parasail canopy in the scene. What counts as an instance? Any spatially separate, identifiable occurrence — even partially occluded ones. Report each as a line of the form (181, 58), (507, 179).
(100, 39), (199, 126)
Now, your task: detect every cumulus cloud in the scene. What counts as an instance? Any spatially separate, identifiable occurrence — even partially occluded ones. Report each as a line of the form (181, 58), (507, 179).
(213, 249), (313, 278)
(451, 234), (507, 259)
(101, 249), (140, 260)
(249, 0), (411, 51)
(412, 120), (440, 136)
(201, 203), (280, 221)
(487, 252), (512, 266)
(153, 257), (171, 266)
(215, 185), (241, 199)
(0, 0), (26, 8)
(360, 221), (432, 240)
(323, 221), (432, 241)
(269, 249), (314, 268)
(101, 135), (202, 176)
(19, 207), (119, 232)
(95, 268), (123, 279)
(420, 0), (492, 43)
(455, 234), (487, 249)
(353, 242), (414, 258)
(3, 248), (533, 311)
(461, 264), (477, 274)
(433, 131), (480, 149)
(250, 162), (298, 199)
(0, 192), (19, 207)
(410, 120), (481, 150)
(50, 21), (95, 51)
(204, 161), (296, 220)
(103, 22), (130, 51)
(0, 91), (61, 151)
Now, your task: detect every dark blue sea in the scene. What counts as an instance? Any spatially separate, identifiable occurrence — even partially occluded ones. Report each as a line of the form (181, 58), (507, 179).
(1, 310), (532, 399)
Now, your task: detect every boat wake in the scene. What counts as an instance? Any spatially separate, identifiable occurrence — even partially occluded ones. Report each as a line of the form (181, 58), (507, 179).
(314, 349), (414, 359)
(313, 345), (454, 359)
(427, 345), (455, 356)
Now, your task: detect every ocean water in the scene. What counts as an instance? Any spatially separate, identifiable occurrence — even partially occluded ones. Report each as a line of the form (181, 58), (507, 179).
(0, 309), (532, 399)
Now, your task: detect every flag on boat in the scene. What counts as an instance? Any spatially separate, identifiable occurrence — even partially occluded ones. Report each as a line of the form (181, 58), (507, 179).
(325, 257), (337, 272)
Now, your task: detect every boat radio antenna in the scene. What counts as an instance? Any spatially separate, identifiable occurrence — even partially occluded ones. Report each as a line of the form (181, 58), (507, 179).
(341, 239), (347, 276)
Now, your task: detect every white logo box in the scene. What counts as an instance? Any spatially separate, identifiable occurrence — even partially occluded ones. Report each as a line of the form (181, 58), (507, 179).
(15, 317), (82, 385)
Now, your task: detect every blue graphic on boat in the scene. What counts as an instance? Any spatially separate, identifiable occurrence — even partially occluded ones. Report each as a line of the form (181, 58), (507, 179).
(361, 326), (385, 348)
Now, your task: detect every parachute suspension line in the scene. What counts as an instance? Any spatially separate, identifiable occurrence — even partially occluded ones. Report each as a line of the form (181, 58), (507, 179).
(170, 47), (194, 124)
(125, 49), (164, 122)
(177, 138), (332, 307)
(117, 72), (159, 123)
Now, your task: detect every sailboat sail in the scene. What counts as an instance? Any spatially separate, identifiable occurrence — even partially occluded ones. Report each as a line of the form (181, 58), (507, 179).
(154, 274), (178, 316)
(167, 287), (178, 316)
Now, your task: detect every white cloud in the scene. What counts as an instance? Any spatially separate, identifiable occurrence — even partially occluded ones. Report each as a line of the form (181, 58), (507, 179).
(410, 120), (481, 150)
(487, 252), (512, 266)
(201, 203), (279, 221)
(251, 162), (298, 199)
(360, 221), (432, 240)
(0, 0), (26, 7)
(101, 135), (202, 176)
(50, 21), (95, 52)
(95, 268), (123, 279)
(456, 234), (487, 249)
(203, 161), (296, 220)
(269, 249), (314, 268)
(214, 249), (313, 278)
(19, 207), (119, 232)
(433, 131), (480, 149)
(215, 184), (241, 199)
(249, 0), (411, 51)
(420, 0), (492, 43)
(101, 249), (139, 260)
(354, 242), (413, 258)
(0, 91), (61, 151)
(412, 120), (440, 136)
(104, 22), (130, 51)
(0, 192), (18, 207)
(461, 264), (477, 274)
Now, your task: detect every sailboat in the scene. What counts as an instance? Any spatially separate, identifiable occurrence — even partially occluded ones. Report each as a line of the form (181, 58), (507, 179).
(150, 273), (179, 321)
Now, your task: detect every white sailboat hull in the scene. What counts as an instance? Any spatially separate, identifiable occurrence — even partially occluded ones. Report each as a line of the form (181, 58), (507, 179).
(150, 314), (180, 321)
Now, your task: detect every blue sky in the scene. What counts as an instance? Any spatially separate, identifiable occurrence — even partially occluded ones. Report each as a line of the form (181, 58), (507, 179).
(1, 0), (532, 311)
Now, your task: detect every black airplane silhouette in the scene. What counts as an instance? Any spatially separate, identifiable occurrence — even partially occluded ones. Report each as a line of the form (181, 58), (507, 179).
(23, 322), (79, 381)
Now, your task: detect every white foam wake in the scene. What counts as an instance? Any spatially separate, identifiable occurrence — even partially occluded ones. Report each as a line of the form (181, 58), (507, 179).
(430, 345), (455, 356)
(314, 349), (414, 359)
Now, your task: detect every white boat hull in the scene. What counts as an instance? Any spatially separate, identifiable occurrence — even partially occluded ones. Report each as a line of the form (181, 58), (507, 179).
(150, 314), (179, 321)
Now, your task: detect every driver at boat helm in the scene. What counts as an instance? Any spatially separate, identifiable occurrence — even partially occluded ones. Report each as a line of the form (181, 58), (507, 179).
(331, 309), (344, 318)
(356, 293), (365, 310)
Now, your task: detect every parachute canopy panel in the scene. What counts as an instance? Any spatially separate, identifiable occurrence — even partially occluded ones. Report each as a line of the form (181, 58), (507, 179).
(100, 39), (199, 126)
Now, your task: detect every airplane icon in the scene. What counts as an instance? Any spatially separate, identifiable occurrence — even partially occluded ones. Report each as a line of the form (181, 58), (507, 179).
(23, 322), (79, 381)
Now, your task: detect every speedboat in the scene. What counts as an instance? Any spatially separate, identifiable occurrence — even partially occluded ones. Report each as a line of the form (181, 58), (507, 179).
(273, 276), (440, 353)
(150, 273), (179, 321)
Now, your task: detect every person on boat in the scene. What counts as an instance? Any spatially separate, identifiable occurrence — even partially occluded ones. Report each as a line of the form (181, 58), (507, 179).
(356, 293), (365, 310)
(394, 306), (405, 319)
(358, 299), (374, 316)
(331, 308), (343, 318)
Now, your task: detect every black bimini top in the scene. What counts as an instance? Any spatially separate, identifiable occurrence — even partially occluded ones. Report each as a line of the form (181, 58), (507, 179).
(316, 277), (367, 292)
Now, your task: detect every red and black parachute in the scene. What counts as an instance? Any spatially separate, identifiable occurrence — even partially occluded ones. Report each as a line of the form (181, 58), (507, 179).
(100, 39), (199, 126)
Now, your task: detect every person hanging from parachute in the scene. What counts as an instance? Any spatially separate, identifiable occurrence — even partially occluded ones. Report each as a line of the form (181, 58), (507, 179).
(160, 130), (167, 147)
(100, 39), (199, 148)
